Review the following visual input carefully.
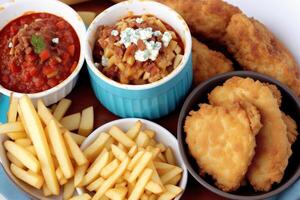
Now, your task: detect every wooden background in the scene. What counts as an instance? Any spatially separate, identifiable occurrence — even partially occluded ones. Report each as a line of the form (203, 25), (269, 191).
(69, 0), (227, 199)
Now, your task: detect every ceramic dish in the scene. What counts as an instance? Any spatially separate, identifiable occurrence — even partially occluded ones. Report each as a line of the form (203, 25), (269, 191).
(0, 0), (86, 106)
(177, 71), (300, 200)
(85, 0), (192, 119)
(80, 118), (188, 199)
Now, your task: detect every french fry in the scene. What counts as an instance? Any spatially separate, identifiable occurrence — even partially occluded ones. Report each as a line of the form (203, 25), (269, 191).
(10, 164), (44, 189)
(61, 113), (81, 131)
(105, 187), (127, 200)
(109, 126), (135, 148)
(127, 151), (144, 171)
(77, 11), (96, 26)
(83, 132), (110, 161)
(15, 138), (31, 146)
(69, 132), (86, 145)
(6, 131), (27, 140)
(128, 145), (138, 158)
(92, 157), (129, 200)
(37, 99), (55, 125)
(82, 151), (109, 186)
(154, 162), (175, 175)
(87, 177), (104, 192)
(63, 179), (75, 200)
(4, 141), (40, 173)
(117, 143), (127, 152)
(111, 144), (128, 161)
(148, 161), (164, 188)
(126, 120), (142, 139)
(78, 106), (94, 136)
(51, 104), (57, 113)
(74, 163), (89, 187)
(42, 184), (52, 196)
(161, 167), (182, 184)
(128, 168), (153, 200)
(26, 145), (37, 156)
(70, 193), (92, 200)
(166, 174), (181, 185)
(87, 149), (108, 172)
(144, 129), (155, 139)
(165, 148), (176, 165)
(128, 152), (152, 183)
(135, 131), (150, 148)
(53, 98), (72, 121)
(145, 181), (163, 194)
(64, 131), (88, 166)
(56, 167), (68, 185)
(100, 159), (120, 179)
(156, 143), (166, 152)
(157, 185), (183, 200)
(146, 146), (160, 160)
(7, 152), (25, 169)
(7, 95), (18, 122)
(47, 119), (74, 179)
(0, 122), (24, 134)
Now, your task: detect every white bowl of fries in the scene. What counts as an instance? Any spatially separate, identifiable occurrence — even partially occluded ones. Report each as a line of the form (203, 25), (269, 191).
(79, 118), (188, 200)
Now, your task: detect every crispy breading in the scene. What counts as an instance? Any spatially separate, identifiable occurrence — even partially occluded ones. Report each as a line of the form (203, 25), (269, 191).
(224, 13), (300, 97)
(208, 77), (291, 191)
(282, 113), (298, 144)
(192, 37), (233, 85)
(264, 83), (282, 106)
(158, 0), (241, 40)
(184, 103), (258, 191)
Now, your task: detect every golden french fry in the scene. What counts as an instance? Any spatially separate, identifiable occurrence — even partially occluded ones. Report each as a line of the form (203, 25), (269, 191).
(7, 95), (18, 122)
(161, 167), (182, 184)
(56, 167), (68, 185)
(63, 179), (75, 200)
(157, 185), (183, 200)
(156, 153), (167, 162)
(126, 121), (142, 139)
(19, 96), (59, 194)
(154, 162), (175, 175)
(4, 141), (40, 173)
(146, 146), (160, 160)
(78, 106), (94, 136)
(10, 163), (44, 189)
(165, 148), (176, 165)
(92, 157), (129, 200)
(117, 143), (127, 152)
(100, 159), (120, 179)
(166, 174), (181, 185)
(74, 163), (89, 187)
(128, 168), (153, 200)
(127, 151), (144, 171)
(0, 122), (24, 134)
(156, 143), (166, 152)
(87, 177), (104, 192)
(109, 126), (135, 147)
(70, 193), (92, 200)
(61, 113), (81, 131)
(105, 187), (127, 200)
(53, 98), (72, 121)
(47, 119), (74, 179)
(144, 129), (155, 139)
(82, 151), (109, 186)
(26, 145), (37, 156)
(15, 138), (31, 147)
(77, 11), (96, 26)
(42, 184), (52, 196)
(128, 152), (152, 183)
(7, 152), (25, 169)
(64, 131), (88, 166)
(37, 99), (55, 125)
(135, 131), (150, 148)
(83, 132), (110, 161)
(69, 132), (86, 145)
(128, 145), (138, 158)
(111, 144), (127, 161)
(6, 131), (27, 140)
(145, 181), (163, 194)
(148, 161), (164, 189)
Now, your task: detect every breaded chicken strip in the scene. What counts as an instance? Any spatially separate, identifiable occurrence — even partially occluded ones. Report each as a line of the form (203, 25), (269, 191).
(184, 103), (260, 191)
(282, 113), (298, 144)
(224, 14), (300, 97)
(192, 37), (233, 85)
(157, 0), (241, 40)
(208, 77), (291, 191)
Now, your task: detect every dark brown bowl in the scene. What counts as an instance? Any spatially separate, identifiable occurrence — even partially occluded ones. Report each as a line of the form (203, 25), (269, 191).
(177, 71), (300, 200)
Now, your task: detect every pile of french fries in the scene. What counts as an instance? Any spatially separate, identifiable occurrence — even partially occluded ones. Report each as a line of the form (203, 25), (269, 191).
(0, 95), (183, 200)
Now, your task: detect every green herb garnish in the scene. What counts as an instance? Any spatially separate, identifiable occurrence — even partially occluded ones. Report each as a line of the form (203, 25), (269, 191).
(31, 35), (45, 54)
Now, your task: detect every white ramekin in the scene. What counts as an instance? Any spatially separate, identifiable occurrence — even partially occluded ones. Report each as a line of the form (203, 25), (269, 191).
(0, 0), (86, 106)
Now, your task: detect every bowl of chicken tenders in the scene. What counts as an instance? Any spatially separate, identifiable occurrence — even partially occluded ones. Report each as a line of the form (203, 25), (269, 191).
(177, 71), (300, 200)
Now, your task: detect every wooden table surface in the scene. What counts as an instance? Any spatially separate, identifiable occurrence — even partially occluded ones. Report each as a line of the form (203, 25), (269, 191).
(70, 1), (227, 199)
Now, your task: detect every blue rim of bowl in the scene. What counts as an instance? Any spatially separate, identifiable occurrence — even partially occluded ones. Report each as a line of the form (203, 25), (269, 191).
(177, 71), (300, 200)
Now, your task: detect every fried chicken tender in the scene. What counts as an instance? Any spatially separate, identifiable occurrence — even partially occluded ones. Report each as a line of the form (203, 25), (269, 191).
(208, 77), (291, 191)
(282, 113), (298, 144)
(192, 37), (233, 85)
(184, 103), (260, 191)
(224, 14), (300, 97)
(158, 0), (241, 40)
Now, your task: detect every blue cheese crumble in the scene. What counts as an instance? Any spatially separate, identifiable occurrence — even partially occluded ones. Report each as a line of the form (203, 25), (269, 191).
(135, 41), (162, 62)
(111, 30), (119, 36)
(162, 31), (172, 47)
(135, 18), (144, 24)
(101, 56), (109, 67)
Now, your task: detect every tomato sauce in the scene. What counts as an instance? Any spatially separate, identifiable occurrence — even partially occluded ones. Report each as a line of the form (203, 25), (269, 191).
(0, 13), (80, 93)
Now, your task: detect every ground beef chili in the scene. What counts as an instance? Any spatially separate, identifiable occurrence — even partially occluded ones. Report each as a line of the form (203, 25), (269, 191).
(0, 13), (80, 93)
